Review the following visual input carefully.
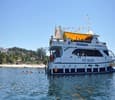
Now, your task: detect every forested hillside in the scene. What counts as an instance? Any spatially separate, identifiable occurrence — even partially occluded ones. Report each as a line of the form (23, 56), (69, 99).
(0, 47), (48, 64)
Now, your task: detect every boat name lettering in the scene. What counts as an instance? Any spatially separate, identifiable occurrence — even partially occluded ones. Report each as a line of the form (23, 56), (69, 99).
(76, 43), (88, 46)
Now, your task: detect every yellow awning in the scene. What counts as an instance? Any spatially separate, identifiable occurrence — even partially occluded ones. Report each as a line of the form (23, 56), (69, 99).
(63, 32), (93, 41)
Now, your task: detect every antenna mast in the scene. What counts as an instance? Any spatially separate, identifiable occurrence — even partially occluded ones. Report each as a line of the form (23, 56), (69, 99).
(86, 14), (91, 32)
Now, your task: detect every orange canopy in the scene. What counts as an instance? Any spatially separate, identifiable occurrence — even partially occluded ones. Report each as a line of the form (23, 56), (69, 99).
(63, 32), (93, 41)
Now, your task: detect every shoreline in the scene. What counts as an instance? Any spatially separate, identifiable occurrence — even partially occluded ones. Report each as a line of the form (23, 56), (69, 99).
(0, 64), (46, 68)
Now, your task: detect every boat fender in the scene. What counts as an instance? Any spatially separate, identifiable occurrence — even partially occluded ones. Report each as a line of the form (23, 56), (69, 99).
(50, 55), (54, 61)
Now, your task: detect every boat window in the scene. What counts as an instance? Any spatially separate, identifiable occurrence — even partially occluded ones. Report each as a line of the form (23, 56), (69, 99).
(87, 68), (92, 72)
(65, 69), (70, 73)
(77, 68), (85, 72)
(53, 68), (63, 73)
(71, 69), (75, 73)
(99, 67), (105, 72)
(103, 50), (109, 56)
(72, 49), (103, 57)
(54, 49), (61, 57)
(93, 68), (98, 72)
(51, 48), (62, 58)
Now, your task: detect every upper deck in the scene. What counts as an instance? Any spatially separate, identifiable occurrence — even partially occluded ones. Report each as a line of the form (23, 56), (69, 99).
(50, 38), (107, 50)
(50, 26), (107, 50)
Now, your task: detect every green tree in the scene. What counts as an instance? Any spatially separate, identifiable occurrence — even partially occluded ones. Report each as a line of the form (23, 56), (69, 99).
(0, 52), (2, 64)
(43, 56), (49, 65)
(0, 52), (7, 64)
(36, 48), (46, 60)
(0, 47), (47, 64)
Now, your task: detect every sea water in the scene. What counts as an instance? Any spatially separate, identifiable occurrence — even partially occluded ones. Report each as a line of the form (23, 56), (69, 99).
(0, 67), (115, 100)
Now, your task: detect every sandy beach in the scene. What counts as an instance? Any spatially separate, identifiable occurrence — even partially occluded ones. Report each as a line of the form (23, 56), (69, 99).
(0, 64), (46, 68)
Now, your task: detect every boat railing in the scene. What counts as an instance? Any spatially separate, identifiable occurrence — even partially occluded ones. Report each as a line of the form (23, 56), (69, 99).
(109, 50), (115, 61)
(50, 38), (107, 49)
(97, 42), (106, 45)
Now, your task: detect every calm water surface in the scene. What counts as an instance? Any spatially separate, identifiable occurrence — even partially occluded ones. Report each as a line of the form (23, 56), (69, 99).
(0, 67), (115, 100)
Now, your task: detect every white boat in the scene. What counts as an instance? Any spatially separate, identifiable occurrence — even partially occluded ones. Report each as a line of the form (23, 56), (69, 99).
(47, 26), (115, 75)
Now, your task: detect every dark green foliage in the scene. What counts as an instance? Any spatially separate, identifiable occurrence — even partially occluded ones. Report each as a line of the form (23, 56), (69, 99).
(37, 48), (46, 60)
(0, 47), (48, 64)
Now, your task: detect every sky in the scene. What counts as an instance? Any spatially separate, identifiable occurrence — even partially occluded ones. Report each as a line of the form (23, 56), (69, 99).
(0, 0), (115, 52)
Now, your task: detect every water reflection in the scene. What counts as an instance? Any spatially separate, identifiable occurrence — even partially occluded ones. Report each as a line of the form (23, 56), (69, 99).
(48, 74), (115, 100)
(0, 68), (115, 100)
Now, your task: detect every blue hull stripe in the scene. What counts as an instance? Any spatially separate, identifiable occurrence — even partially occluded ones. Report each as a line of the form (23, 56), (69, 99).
(54, 61), (114, 64)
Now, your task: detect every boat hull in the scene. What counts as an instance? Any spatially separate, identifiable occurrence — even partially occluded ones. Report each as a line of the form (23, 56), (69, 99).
(47, 66), (115, 75)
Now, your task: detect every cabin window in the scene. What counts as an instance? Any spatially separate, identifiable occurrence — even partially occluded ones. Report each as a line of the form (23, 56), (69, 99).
(99, 67), (105, 72)
(71, 69), (75, 73)
(93, 68), (98, 72)
(107, 67), (112, 71)
(50, 47), (62, 59)
(72, 49), (103, 57)
(87, 68), (92, 72)
(53, 49), (61, 57)
(53, 68), (63, 73)
(103, 50), (109, 56)
(77, 68), (85, 72)
(65, 69), (70, 73)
